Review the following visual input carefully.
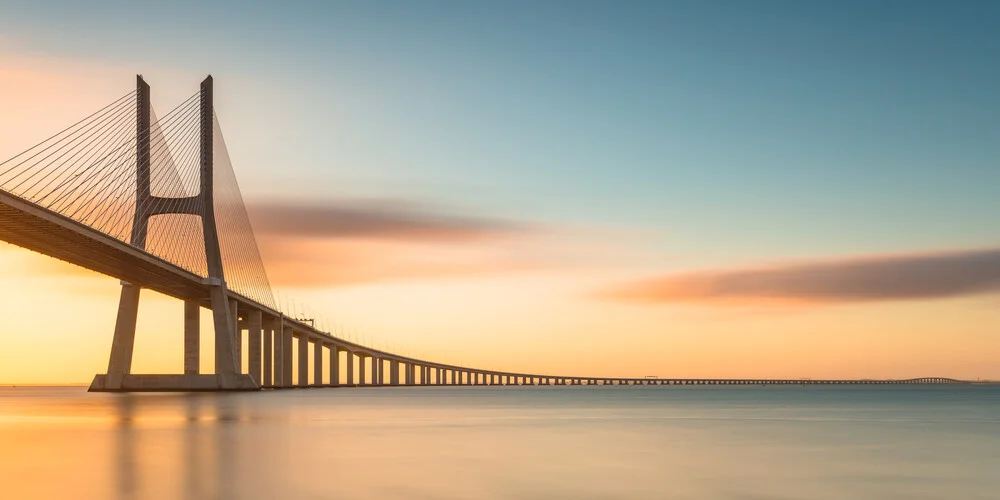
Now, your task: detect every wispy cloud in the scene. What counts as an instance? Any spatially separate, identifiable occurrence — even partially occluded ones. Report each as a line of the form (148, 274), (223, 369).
(247, 198), (550, 287)
(247, 199), (535, 242)
(260, 238), (541, 287)
(605, 247), (1000, 305)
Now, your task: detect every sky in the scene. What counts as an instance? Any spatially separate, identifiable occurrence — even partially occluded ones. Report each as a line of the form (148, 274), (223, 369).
(1, 0), (999, 383)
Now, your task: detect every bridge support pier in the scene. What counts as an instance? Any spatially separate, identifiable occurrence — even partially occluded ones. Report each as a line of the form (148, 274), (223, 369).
(313, 339), (323, 386)
(103, 283), (141, 389)
(184, 300), (199, 374)
(329, 345), (339, 386)
(263, 324), (273, 387)
(346, 351), (354, 386)
(249, 310), (262, 385)
(282, 326), (294, 387)
(297, 333), (308, 387)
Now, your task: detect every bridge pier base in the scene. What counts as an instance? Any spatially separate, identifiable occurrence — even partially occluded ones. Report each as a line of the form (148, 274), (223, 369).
(89, 373), (258, 392)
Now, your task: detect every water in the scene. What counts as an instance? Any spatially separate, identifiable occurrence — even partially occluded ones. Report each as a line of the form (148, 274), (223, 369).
(1, 386), (998, 499)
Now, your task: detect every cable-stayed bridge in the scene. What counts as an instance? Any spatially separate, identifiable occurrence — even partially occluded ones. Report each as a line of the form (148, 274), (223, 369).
(0, 76), (974, 391)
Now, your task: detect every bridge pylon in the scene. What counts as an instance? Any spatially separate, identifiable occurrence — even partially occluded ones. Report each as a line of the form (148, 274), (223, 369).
(89, 76), (257, 391)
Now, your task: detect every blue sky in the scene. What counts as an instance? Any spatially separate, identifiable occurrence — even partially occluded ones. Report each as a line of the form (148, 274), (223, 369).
(3, 1), (999, 270)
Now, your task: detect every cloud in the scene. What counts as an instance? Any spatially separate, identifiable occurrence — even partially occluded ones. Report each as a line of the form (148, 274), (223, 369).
(605, 247), (1000, 305)
(247, 199), (534, 242)
(260, 238), (542, 287)
(244, 198), (554, 287)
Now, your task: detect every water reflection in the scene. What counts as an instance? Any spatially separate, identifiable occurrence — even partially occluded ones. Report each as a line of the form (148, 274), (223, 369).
(114, 396), (135, 500)
(3, 386), (1000, 499)
(113, 393), (241, 499)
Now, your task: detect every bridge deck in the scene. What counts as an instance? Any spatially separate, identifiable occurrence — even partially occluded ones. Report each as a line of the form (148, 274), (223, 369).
(0, 190), (210, 304)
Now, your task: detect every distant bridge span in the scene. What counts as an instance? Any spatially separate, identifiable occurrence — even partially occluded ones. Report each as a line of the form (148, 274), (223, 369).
(0, 76), (979, 391)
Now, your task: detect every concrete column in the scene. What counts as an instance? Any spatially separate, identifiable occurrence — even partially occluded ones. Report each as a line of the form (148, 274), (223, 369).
(390, 360), (400, 386)
(359, 356), (367, 386)
(282, 325), (294, 387)
(248, 310), (262, 385)
(272, 326), (283, 387)
(346, 351), (354, 385)
(183, 300), (200, 375)
(229, 298), (240, 373)
(106, 283), (140, 388)
(374, 358), (381, 385)
(297, 334), (309, 387)
(263, 325), (273, 387)
(313, 339), (323, 386)
(329, 345), (339, 386)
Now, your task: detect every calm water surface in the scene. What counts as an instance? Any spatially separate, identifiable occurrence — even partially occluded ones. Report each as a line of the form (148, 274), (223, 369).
(1, 386), (998, 499)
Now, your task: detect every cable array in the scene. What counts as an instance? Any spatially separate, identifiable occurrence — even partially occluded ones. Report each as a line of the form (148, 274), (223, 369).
(0, 87), (386, 354)
(140, 96), (210, 276)
(213, 114), (276, 309)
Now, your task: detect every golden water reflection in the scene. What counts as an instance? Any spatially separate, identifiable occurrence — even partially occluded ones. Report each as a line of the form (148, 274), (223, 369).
(2, 386), (1000, 499)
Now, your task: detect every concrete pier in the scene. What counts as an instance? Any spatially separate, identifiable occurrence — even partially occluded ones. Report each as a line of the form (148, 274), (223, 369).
(345, 351), (354, 386)
(230, 299), (240, 372)
(282, 326), (293, 388)
(297, 333), (308, 387)
(262, 326), (273, 387)
(313, 339), (323, 386)
(183, 300), (199, 375)
(329, 345), (339, 386)
(248, 310), (262, 385)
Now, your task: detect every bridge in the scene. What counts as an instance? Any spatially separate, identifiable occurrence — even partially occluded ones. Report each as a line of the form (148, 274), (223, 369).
(0, 76), (975, 391)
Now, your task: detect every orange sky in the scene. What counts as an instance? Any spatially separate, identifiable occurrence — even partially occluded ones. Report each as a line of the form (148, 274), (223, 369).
(1, 50), (999, 385)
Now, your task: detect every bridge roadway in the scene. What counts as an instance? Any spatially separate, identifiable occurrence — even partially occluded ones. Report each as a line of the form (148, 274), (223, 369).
(0, 189), (977, 390)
